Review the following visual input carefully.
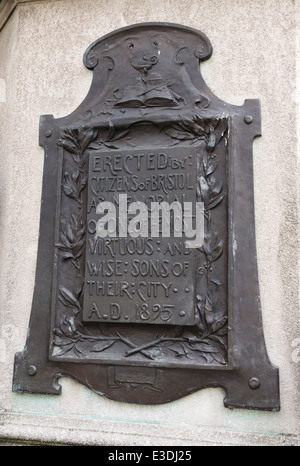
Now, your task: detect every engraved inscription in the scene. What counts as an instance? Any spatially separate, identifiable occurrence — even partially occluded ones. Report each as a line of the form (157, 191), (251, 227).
(83, 147), (197, 325)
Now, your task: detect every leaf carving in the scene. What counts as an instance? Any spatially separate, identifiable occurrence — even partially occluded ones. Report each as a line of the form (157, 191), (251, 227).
(56, 214), (85, 268)
(58, 286), (81, 310)
(205, 159), (218, 176)
(58, 131), (80, 155)
(90, 341), (116, 352)
(208, 194), (224, 210)
(165, 128), (195, 140)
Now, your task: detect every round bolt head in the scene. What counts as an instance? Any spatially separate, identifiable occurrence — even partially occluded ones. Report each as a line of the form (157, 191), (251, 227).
(28, 365), (37, 376)
(244, 115), (253, 124)
(249, 377), (260, 389)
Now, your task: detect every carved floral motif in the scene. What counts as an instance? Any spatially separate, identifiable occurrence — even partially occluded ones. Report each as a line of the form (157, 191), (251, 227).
(53, 116), (228, 365)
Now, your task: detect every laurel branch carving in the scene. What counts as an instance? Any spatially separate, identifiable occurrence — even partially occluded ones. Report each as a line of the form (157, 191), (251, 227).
(53, 117), (228, 365)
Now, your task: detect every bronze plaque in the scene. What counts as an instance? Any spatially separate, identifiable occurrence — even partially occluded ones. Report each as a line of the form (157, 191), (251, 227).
(13, 23), (279, 410)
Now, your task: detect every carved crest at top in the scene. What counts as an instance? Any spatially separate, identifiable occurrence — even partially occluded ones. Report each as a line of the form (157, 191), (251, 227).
(79, 24), (213, 123)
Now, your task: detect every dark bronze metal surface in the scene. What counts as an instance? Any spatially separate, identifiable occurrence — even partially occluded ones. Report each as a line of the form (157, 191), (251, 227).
(13, 23), (279, 410)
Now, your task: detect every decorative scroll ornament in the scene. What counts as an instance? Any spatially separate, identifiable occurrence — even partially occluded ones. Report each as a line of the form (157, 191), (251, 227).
(13, 23), (279, 410)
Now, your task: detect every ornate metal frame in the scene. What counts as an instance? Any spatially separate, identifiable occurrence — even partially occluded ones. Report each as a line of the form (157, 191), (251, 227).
(13, 23), (279, 410)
